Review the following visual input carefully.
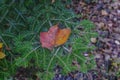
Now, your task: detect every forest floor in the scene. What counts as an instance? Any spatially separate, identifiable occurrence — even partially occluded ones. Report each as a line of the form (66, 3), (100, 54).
(0, 0), (120, 80)
(53, 0), (120, 80)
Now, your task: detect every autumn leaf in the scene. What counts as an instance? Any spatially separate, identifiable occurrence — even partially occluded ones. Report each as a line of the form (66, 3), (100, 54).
(0, 43), (3, 48)
(40, 24), (71, 50)
(55, 28), (71, 46)
(40, 25), (59, 50)
(0, 43), (6, 59)
(51, 0), (55, 3)
(0, 52), (6, 59)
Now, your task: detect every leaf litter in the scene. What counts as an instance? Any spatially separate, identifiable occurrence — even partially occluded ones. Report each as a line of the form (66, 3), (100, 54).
(53, 0), (120, 80)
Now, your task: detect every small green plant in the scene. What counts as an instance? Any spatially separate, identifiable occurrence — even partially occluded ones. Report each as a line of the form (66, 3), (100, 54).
(71, 20), (98, 72)
(0, 0), (98, 79)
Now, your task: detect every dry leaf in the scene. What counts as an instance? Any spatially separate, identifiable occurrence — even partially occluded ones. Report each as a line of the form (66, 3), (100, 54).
(101, 10), (108, 16)
(0, 43), (6, 59)
(40, 24), (71, 50)
(55, 28), (71, 46)
(40, 25), (58, 50)
(0, 52), (6, 59)
(51, 0), (55, 3)
(91, 38), (97, 43)
(0, 43), (3, 48)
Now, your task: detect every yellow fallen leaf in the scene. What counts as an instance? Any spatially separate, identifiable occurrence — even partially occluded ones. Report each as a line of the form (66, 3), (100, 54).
(0, 52), (6, 59)
(55, 28), (71, 46)
(0, 43), (3, 49)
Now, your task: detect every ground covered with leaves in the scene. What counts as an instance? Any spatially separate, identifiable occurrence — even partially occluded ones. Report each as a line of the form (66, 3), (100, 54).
(0, 0), (120, 80)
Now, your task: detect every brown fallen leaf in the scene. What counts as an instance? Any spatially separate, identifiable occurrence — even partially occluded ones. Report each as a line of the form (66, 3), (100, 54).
(51, 0), (55, 3)
(101, 10), (108, 16)
(40, 25), (58, 50)
(40, 24), (71, 50)
(91, 38), (97, 43)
